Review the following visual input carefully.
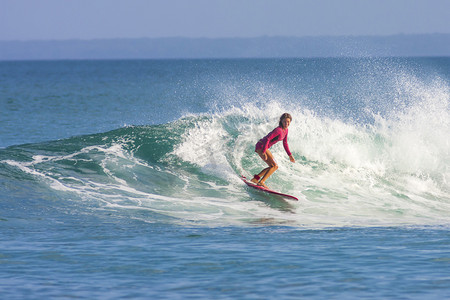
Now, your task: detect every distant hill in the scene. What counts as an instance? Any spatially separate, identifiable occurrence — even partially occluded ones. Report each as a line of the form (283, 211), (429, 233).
(1, 34), (449, 60)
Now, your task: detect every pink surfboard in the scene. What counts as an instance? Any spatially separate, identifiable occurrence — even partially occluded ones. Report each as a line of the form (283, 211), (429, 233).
(241, 175), (299, 201)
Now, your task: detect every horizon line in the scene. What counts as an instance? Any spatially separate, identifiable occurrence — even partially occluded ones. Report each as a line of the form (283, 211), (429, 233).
(2, 32), (450, 43)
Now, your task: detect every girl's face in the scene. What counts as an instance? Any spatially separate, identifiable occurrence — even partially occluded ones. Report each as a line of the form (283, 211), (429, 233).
(281, 117), (291, 129)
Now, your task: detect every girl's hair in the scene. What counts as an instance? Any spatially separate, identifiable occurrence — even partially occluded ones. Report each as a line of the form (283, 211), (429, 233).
(279, 113), (292, 127)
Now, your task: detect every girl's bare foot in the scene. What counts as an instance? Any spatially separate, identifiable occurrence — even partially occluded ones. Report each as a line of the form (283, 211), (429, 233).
(258, 182), (268, 189)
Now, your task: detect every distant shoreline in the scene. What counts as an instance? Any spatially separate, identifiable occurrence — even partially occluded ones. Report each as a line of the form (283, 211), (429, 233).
(1, 34), (449, 60)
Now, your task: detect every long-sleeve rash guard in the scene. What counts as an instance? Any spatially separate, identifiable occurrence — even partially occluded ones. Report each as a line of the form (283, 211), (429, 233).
(255, 126), (292, 156)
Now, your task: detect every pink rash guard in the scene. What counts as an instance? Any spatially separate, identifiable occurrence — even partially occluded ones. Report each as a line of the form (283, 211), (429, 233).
(255, 126), (292, 156)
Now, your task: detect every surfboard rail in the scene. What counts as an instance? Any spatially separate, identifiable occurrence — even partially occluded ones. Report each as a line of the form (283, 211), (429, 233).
(240, 175), (299, 201)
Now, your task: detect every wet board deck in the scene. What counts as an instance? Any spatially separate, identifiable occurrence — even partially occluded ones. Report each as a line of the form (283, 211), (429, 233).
(240, 175), (299, 201)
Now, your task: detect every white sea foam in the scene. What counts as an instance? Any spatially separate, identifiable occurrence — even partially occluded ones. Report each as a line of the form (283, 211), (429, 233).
(165, 72), (450, 227)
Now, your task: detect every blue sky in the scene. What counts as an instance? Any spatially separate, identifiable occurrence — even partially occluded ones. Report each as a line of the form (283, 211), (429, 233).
(1, 0), (449, 41)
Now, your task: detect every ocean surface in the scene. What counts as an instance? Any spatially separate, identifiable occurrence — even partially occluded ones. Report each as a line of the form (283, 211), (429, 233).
(1, 58), (449, 299)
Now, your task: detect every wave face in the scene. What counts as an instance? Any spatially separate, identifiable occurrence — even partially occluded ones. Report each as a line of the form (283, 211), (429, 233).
(0, 58), (449, 228)
(1, 99), (449, 227)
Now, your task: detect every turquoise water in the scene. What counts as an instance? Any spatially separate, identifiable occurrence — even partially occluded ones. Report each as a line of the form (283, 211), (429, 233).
(1, 58), (449, 299)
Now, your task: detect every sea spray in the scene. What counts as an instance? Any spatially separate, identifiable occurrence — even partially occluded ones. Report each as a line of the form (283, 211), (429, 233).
(1, 58), (449, 227)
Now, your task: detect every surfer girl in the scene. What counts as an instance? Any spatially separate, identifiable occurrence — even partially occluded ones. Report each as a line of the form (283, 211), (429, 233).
(251, 113), (295, 188)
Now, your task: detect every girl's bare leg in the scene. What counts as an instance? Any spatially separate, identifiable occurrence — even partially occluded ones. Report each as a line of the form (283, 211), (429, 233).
(252, 149), (278, 187)
(250, 167), (269, 183)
